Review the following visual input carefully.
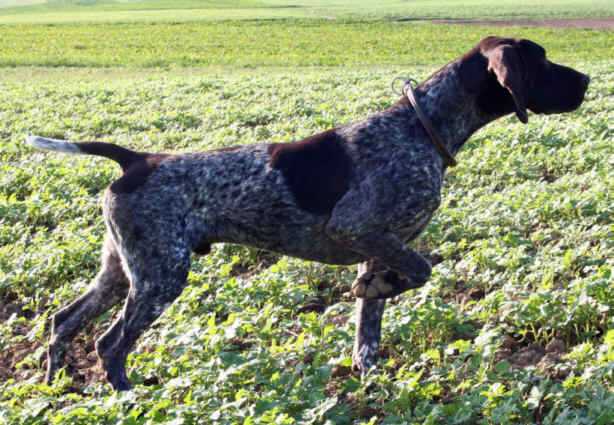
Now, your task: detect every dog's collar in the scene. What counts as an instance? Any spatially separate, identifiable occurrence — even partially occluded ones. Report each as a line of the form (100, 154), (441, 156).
(395, 78), (458, 168)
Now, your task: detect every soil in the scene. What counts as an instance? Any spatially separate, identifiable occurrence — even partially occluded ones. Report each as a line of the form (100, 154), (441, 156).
(0, 295), (106, 389)
(430, 17), (614, 30)
(495, 336), (570, 379)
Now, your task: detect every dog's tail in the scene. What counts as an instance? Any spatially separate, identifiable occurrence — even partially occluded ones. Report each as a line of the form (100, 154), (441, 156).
(26, 136), (143, 171)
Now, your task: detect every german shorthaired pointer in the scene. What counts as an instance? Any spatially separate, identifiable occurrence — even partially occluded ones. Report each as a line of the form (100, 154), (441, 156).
(27, 36), (589, 391)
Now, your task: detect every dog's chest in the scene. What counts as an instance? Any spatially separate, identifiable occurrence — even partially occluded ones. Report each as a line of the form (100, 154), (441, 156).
(395, 211), (435, 243)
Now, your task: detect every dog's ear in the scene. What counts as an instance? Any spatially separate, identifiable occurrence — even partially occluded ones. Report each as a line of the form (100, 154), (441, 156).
(487, 45), (529, 123)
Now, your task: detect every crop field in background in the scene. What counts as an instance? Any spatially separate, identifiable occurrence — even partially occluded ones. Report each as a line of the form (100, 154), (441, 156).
(0, 0), (613, 424)
(0, 0), (614, 23)
(0, 22), (612, 68)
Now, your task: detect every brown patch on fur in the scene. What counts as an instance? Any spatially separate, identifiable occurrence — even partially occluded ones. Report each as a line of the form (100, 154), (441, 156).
(193, 240), (211, 255)
(487, 43), (529, 123)
(459, 36), (589, 122)
(268, 129), (352, 215)
(459, 37), (528, 121)
(76, 142), (175, 194)
(110, 154), (171, 194)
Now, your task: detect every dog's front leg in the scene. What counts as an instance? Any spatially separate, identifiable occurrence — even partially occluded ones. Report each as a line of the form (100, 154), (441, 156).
(352, 260), (386, 372)
(326, 175), (435, 299)
(353, 297), (386, 372)
(328, 228), (431, 299)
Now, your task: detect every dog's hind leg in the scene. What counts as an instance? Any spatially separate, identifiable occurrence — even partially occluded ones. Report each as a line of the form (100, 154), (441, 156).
(46, 236), (129, 384)
(95, 237), (190, 391)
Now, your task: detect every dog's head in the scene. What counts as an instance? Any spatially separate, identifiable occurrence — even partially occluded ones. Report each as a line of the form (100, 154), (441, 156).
(459, 36), (590, 123)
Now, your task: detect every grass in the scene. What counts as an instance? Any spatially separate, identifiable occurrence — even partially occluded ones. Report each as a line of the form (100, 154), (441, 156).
(0, 0), (613, 23)
(0, 1), (613, 424)
(1, 60), (612, 424)
(0, 21), (612, 68)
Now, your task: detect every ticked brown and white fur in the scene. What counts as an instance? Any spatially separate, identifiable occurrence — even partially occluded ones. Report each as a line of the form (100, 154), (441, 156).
(27, 36), (589, 391)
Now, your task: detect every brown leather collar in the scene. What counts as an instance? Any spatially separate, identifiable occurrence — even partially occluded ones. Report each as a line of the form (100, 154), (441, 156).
(402, 79), (457, 168)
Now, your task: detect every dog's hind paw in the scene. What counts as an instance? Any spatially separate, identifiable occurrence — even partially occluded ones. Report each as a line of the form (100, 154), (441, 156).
(351, 269), (423, 299)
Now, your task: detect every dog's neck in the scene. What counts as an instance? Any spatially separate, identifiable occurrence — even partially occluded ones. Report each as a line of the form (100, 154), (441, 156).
(409, 60), (505, 157)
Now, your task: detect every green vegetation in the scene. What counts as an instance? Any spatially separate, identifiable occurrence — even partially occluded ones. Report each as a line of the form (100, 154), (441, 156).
(1, 61), (612, 425)
(0, 21), (612, 68)
(0, 1), (612, 424)
(0, 0), (613, 23)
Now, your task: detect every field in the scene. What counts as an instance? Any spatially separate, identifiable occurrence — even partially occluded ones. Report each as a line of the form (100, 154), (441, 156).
(1, 0), (614, 23)
(0, 1), (613, 424)
(0, 22), (613, 68)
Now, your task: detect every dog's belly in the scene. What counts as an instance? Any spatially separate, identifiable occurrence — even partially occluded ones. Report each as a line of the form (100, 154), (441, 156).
(395, 212), (435, 243)
(220, 226), (365, 265)
(174, 148), (364, 265)
(187, 211), (364, 264)
(158, 148), (432, 266)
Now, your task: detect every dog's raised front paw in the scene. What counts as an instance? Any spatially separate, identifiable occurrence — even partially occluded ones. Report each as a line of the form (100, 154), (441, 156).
(351, 269), (422, 299)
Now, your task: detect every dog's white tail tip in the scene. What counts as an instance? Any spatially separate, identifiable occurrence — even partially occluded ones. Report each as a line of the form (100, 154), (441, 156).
(25, 135), (81, 154)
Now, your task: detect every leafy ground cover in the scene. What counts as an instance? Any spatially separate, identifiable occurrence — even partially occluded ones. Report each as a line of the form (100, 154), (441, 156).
(0, 0), (613, 23)
(0, 21), (612, 68)
(0, 58), (612, 423)
(0, 1), (613, 423)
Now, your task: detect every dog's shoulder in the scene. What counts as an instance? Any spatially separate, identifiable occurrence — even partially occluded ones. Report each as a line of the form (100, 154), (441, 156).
(268, 129), (352, 215)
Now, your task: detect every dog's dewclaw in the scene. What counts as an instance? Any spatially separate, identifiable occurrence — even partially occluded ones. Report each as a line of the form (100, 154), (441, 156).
(365, 286), (380, 299)
(352, 269), (422, 299)
(351, 281), (367, 298)
(377, 281), (395, 295)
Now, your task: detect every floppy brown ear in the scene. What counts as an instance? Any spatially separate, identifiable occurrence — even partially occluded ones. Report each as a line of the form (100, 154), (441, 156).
(487, 45), (529, 123)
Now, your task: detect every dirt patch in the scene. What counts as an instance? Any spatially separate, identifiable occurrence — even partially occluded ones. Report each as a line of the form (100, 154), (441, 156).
(0, 323), (104, 390)
(495, 337), (571, 379)
(430, 18), (614, 30)
(0, 339), (40, 382)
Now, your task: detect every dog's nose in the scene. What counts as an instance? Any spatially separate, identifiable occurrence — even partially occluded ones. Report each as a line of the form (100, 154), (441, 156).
(581, 74), (590, 89)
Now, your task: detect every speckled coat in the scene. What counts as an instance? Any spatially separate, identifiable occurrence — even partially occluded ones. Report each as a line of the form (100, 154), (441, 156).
(27, 36), (590, 390)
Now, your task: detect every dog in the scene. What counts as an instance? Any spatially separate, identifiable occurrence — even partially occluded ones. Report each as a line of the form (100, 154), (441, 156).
(26, 36), (589, 391)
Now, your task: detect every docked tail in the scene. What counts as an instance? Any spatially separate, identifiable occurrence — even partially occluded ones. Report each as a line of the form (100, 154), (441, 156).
(26, 136), (143, 171)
